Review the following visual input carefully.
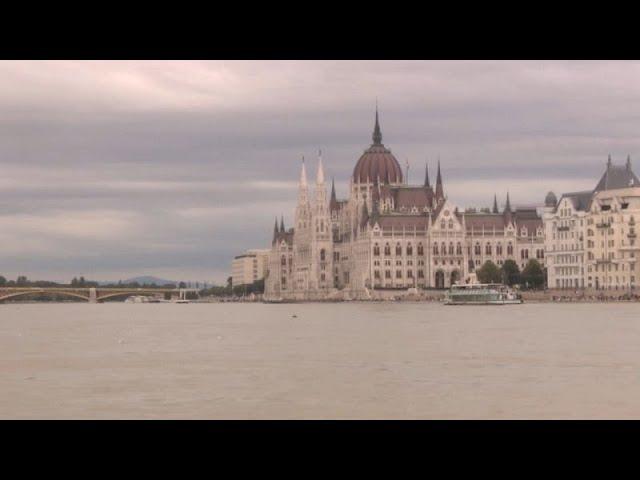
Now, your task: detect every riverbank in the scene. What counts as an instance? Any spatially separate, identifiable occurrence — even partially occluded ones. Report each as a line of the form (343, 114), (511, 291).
(3, 290), (640, 304)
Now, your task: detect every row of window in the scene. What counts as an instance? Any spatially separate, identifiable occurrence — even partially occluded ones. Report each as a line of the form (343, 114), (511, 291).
(373, 243), (425, 256)
(374, 270), (425, 279)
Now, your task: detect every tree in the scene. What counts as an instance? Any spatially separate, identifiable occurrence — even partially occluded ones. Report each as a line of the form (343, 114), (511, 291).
(178, 281), (187, 289)
(0, 275), (6, 286)
(521, 259), (544, 289)
(16, 276), (29, 286)
(476, 260), (502, 284)
(501, 259), (520, 286)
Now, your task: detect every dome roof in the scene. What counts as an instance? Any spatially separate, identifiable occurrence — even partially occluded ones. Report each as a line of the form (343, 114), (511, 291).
(545, 191), (557, 207)
(352, 109), (403, 184)
(353, 144), (403, 184)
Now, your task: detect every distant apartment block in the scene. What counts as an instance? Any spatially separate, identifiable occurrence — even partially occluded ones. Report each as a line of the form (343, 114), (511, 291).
(231, 249), (270, 286)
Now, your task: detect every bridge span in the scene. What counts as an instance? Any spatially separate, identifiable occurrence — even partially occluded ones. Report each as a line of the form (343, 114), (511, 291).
(0, 287), (198, 303)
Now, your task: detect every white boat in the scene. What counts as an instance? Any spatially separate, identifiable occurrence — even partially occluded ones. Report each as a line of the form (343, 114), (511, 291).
(444, 283), (523, 305)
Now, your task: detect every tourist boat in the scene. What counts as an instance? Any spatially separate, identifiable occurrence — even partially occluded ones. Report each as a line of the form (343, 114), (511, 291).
(444, 283), (523, 305)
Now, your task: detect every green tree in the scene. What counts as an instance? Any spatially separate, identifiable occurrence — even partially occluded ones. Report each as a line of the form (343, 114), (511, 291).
(476, 260), (502, 284)
(521, 259), (544, 289)
(0, 275), (6, 286)
(16, 276), (29, 286)
(501, 259), (520, 286)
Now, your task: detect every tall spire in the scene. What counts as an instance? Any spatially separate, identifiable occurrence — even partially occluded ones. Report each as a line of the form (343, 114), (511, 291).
(492, 194), (498, 213)
(273, 217), (279, 243)
(607, 154), (612, 168)
(424, 161), (430, 187)
(372, 104), (382, 145)
(299, 156), (308, 187)
(280, 216), (285, 233)
(504, 192), (512, 213)
(435, 159), (444, 200)
(330, 177), (336, 202)
(316, 149), (325, 184)
(627, 154), (632, 171)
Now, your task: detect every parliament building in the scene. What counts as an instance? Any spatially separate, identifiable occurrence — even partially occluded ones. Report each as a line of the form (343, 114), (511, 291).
(264, 110), (545, 300)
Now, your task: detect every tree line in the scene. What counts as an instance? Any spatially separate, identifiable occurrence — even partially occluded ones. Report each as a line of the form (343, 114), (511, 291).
(199, 277), (265, 297)
(475, 259), (546, 289)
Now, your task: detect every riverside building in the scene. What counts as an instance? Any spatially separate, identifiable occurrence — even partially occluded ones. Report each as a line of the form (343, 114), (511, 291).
(543, 156), (640, 291)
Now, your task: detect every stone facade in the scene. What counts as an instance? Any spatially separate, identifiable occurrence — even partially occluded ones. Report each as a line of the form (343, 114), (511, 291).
(264, 111), (545, 301)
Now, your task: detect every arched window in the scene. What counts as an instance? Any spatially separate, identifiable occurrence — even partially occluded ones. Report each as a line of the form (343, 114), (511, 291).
(456, 242), (462, 255)
(433, 244), (439, 255)
(384, 243), (391, 256)
(448, 242), (454, 255)
(441, 242), (446, 256)
(441, 220), (446, 229)
(396, 243), (402, 256)
(320, 249), (326, 261)
(417, 243), (424, 255)
(373, 244), (380, 256)
(485, 243), (492, 255)
(507, 243), (513, 255)
(281, 255), (286, 266)
(496, 244), (503, 255)
(406, 243), (413, 256)
(448, 220), (453, 229)
(474, 243), (481, 255)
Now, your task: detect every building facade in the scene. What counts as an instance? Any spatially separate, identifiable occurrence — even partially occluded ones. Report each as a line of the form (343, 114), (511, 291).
(264, 111), (545, 300)
(231, 249), (270, 287)
(543, 156), (640, 290)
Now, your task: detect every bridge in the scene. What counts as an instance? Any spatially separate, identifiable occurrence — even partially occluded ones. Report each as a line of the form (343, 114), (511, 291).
(0, 287), (199, 303)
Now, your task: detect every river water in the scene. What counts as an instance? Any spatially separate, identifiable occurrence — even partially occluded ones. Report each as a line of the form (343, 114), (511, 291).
(1, 302), (639, 419)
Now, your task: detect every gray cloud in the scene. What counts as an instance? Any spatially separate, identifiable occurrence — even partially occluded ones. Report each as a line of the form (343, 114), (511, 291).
(1, 60), (639, 282)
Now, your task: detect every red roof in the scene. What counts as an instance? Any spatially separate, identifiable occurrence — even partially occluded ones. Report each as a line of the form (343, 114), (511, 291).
(352, 145), (403, 184)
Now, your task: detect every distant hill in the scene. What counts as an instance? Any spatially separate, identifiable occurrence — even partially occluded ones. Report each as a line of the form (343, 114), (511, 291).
(119, 276), (177, 286)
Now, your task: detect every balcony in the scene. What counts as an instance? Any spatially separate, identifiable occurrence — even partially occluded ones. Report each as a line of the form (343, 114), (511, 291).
(595, 259), (612, 265)
(557, 226), (570, 231)
(596, 222), (611, 229)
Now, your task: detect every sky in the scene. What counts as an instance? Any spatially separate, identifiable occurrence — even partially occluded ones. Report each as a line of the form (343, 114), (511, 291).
(2, 60), (640, 284)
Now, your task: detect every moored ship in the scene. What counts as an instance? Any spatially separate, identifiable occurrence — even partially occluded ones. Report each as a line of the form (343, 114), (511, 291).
(444, 283), (522, 305)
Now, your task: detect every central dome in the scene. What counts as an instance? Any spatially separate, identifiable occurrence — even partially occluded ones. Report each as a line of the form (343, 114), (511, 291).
(352, 110), (403, 184)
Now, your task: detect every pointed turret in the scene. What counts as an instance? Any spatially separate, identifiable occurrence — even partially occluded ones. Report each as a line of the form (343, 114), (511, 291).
(424, 161), (430, 187)
(435, 159), (444, 201)
(329, 177), (338, 212)
(280, 216), (285, 233)
(503, 192), (513, 225)
(492, 194), (498, 213)
(372, 105), (382, 146)
(316, 149), (325, 185)
(504, 192), (512, 213)
(627, 154), (632, 171)
(296, 156), (310, 207)
(272, 217), (279, 244)
(607, 154), (612, 168)
(300, 156), (308, 187)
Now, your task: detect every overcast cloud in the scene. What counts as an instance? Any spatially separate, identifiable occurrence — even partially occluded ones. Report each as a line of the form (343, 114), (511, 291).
(1, 60), (640, 283)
